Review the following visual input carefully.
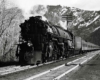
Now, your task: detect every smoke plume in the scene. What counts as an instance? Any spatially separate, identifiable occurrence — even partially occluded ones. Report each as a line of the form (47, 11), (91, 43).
(6, 0), (48, 19)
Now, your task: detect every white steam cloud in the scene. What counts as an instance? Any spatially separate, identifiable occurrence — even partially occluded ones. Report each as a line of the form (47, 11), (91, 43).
(59, 20), (67, 30)
(6, 0), (48, 19)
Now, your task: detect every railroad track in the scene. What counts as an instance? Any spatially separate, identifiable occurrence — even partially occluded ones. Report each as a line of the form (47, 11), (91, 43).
(0, 53), (82, 76)
(0, 58), (66, 76)
(25, 51), (100, 80)
(0, 51), (99, 80)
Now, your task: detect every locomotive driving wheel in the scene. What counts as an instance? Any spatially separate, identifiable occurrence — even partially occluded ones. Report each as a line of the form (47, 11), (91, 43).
(42, 41), (53, 63)
(64, 44), (69, 58)
(52, 42), (60, 60)
(18, 42), (34, 65)
(24, 51), (34, 64)
(47, 42), (53, 61)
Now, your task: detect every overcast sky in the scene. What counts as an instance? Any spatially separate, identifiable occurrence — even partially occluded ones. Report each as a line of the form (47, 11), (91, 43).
(5, 0), (100, 18)
(7, 0), (100, 11)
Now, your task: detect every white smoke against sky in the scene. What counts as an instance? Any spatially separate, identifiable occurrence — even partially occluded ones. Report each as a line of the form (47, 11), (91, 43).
(30, 5), (48, 16)
(6, 0), (48, 19)
(59, 20), (67, 30)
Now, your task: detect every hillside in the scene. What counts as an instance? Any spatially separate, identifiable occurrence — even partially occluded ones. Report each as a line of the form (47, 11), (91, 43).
(87, 28), (100, 45)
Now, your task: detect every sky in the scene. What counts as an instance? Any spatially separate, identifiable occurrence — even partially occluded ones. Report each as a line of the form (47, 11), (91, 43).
(7, 0), (100, 11)
(5, 0), (100, 19)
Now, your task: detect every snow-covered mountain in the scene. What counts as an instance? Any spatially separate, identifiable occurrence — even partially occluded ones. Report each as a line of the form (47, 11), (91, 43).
(41, 5), (100, 45)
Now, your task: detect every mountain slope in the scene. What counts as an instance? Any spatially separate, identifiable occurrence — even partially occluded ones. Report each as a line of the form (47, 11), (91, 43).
(87, 28), (100, 45)
(42, 5), (100, 45)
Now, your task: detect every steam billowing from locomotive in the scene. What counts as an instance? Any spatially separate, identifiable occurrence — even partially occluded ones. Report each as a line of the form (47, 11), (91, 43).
(6, 0), (71, 29)
(6, 0), (48, 19)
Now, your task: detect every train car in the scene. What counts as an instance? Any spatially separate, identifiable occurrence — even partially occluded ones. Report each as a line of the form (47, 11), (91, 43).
(81, 40), (100, 53)
(74, 37), (100, 54)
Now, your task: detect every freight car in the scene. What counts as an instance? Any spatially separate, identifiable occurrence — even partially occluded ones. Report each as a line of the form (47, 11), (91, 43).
(16, 16), (100, 65)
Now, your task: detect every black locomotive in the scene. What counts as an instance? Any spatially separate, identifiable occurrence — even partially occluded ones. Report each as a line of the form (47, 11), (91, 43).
(16, 16), (100, 65)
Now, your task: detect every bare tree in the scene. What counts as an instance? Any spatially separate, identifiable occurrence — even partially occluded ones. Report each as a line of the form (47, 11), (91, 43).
(0, 0), (23, 62)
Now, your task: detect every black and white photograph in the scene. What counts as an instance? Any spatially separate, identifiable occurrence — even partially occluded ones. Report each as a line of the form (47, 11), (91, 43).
(0, 0), (100, 80)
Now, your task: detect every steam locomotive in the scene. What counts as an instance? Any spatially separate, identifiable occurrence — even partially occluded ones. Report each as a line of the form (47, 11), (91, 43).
(16, 16), (100, 65)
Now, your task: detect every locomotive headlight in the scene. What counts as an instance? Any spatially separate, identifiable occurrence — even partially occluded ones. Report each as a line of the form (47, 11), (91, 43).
(27, 42), (32, 47)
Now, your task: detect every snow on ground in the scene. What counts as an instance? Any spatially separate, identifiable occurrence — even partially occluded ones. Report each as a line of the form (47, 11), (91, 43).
(86, 15), (100, 27)
(93, 26), (100, 32)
